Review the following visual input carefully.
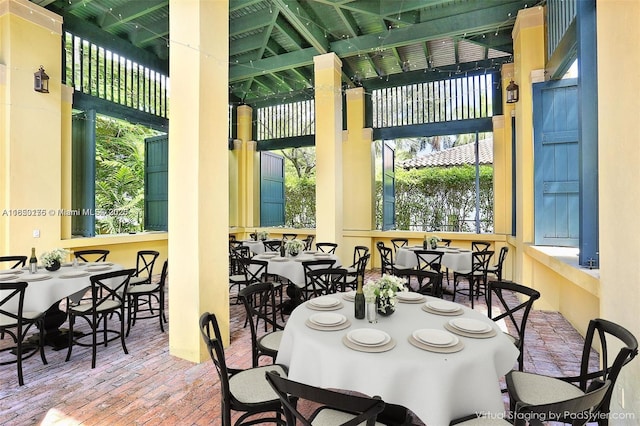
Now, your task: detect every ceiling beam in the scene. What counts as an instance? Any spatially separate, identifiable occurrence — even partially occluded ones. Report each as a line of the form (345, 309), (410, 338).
(231, 1), (522, 81)
(229, 0), (265, 13)
(230, 9), (277, 36)
(230, 31), (270, 56)
(272, 0), (329, 53)
(130, 20), (169, 47)
(99, 0), (168, 31)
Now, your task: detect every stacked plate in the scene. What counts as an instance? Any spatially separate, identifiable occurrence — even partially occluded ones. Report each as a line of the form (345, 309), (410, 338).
(409, 328), (463, 353)
(22, 273), (51, 281)
(260, 253), (278, 259)
(59, 270), (91, 279)
(86, 264), (111, 272)
(342, 291), (356, 302)
(307, 296), (342, 311)
(314, 253), (331, 258)
(0, 273), (19, 281)
(396, 291), (425, 303)
(422, 300), (463, 316)
(305, 312), (350, 331)
(343, 329), (395, 352)
(271, 257), (289, 262)
(445, 318), (496, 338)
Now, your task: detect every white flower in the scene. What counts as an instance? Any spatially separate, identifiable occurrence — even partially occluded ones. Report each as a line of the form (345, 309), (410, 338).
(41, 248), (69, 267)
(428, 235), (441, 246)
(363, 274), (407, 306)
(284, 239), (305, 254)
(257, 231), (269, 240)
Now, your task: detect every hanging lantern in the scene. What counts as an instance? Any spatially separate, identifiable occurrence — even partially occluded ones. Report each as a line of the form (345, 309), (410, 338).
(34, 66), (49, 93)
(506, 79), (519, 103)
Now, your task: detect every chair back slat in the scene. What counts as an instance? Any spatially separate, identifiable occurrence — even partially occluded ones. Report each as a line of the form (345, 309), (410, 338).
(0, 256), (28, 270)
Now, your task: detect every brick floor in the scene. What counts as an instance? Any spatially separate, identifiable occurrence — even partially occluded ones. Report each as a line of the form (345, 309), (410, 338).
(0, 269), (595, 425)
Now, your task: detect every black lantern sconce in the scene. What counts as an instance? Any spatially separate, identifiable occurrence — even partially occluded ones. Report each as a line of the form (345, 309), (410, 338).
(34, 66), (49, 93)
(506, 79), (519, 103)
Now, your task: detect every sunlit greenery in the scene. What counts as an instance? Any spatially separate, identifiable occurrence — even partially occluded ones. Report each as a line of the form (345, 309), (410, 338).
(95, 115), (161, 234)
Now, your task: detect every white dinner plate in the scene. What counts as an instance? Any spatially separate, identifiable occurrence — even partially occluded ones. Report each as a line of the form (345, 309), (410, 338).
(86, 265), (111, 272)
(59, 270), (91, 278)
(412, 329), (458, 347)
(425, 300), (460, 313)
(347, 329), (390, 347)
(260, 253), (278, 258)
(396, 291), (423, 302)
(457, 249), (471, 252)
(271, 257), (289, 262)
(449, 318), (492, 334)
(22, 273), (51, 281)
(303, 251), (317, 255)
(0, 269), (18, 275)
(309, 312), (346, 326)
(314, 253), (331, 258)
(309, 297), (340, 308)
(342, 291), (356, 301)
(0, 274), (19, 281)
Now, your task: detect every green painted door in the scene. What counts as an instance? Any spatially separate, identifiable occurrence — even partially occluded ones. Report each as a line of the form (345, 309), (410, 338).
(533, 79), (579, 246)
(144, 134), (168, 231)
(382, 140), (396, 231)
(260, 151), (285, 226)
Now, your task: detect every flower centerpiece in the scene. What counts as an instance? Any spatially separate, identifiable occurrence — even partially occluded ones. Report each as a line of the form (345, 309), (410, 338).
(257, 230), (269, 241)
(363, 274), (407, 316)
(284, 239), (305, 256)
(41, 248), (69, 271)
(425, 235), (441, 249)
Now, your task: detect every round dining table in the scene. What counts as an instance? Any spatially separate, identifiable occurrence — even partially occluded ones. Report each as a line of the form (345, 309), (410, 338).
(0, 262), (124, 349)
(396, 245), (472, 272)
(276, 293), (518, 425)
(251, 252), (340, 287)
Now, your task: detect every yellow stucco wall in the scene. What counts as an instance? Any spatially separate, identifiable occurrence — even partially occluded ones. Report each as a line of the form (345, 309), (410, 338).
(0, 0), (63, 257)
(597, 0), (640, 417)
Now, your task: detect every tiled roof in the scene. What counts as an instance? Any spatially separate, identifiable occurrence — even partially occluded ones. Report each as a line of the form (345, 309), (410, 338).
(399, 139), (493, 169)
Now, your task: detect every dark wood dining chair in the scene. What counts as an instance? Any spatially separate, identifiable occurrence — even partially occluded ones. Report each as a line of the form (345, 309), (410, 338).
(265, 371), (385, 426)
(0, 281), (48, 386)
(506, 318), (638, 425)
(73, 249), (110, 262)
(315, 242), (338, 254)
(126, 259), (168, 336)
(0, 256), (28, 270)
(487, 280), (540, 371)
(200, 312), (286, 426)
(65, 269), (136, 368)
(452, 250), (493, 309)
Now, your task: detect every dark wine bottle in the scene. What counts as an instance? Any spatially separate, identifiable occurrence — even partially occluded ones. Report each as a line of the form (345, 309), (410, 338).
(29, 247), (38, 274)
(354, 276), (365, 319)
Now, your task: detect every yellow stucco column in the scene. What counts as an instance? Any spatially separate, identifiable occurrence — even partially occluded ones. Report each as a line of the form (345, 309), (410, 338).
(511, 6), (545, 285)
(314, 53), (344, 259)
(343, 87), (374, 232)
(0, 0), (63, 256)
(168, 0), (229, 361)
(236, 105), (259, 230)
(597, 0), (640, 416)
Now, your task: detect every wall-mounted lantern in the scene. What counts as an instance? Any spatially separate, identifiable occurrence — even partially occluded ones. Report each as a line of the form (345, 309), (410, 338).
(506, 79), (519, 103)
(34, 66), (49, 93)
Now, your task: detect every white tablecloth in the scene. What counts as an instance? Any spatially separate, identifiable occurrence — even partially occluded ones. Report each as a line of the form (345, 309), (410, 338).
(0, 263), (124, 313)
(242, 239), (281, 255)
(251, 253), (340, 287)
(276, 295), (518, 425)
(396, 246), (472, 272)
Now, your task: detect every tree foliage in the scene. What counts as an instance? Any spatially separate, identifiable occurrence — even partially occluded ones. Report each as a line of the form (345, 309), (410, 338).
(94, 115), (160, 234)
(376, 165), (494, 232)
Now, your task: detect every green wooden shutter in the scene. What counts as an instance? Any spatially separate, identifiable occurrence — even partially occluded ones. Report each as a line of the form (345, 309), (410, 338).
(382, 140), (396, 231)
(260, 151), (285, 226)
(71, 110), (96, 237)
(533, 79), (579, 246)
(144, 134), (168, 231)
